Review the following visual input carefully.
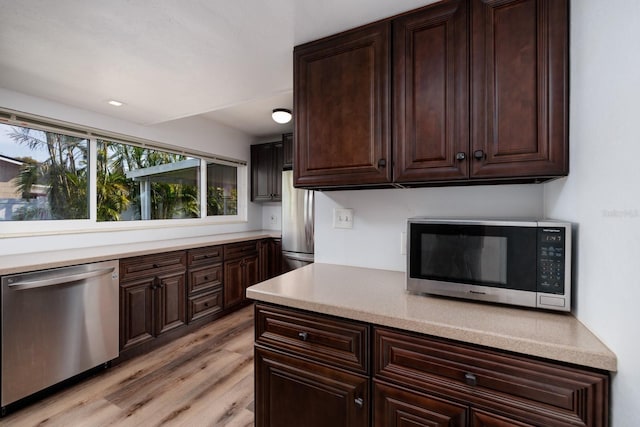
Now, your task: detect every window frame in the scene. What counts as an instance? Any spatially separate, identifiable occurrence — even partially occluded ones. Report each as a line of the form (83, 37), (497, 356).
(0, 110), (248, 237)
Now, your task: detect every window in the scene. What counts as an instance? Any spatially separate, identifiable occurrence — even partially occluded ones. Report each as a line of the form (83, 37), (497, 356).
(0, 123), (89, 221)
(207, 162), (237, 216)
(97, 139), (200, 221)
(0, 112), (247, 232)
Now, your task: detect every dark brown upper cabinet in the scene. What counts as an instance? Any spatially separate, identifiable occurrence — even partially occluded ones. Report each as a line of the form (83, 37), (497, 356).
(295, 0), (568, 189)
(469, 0), (568, 179)
(294, 22), (392, 188)
(251, 141), (283, 202)
(394, 0), (469, 183)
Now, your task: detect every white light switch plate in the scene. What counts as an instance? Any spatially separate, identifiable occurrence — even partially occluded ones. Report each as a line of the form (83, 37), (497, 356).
(333, 208), (354, 229)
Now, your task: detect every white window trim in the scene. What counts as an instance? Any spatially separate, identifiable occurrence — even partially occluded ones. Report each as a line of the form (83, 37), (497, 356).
(0, 109), (249, 237)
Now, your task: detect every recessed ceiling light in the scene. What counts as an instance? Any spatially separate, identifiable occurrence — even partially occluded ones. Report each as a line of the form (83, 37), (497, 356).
(108, 100), (124, 107)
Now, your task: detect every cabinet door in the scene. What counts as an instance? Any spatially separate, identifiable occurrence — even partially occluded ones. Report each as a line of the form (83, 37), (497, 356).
(470, 0), (568, 179)
(269, 239), (282, 278)
(120, 278), (154, 350)
(259, 239), (282, 282)
(470, 409), (535, 427)
(294, 21), (391, 188)
(224, 258), (244, 309)
(259, 240), (269, 283)
(155, 269), (187, 335)
(252, 143), (276, 202)
(374, 381), (467, 427)
(255, 347), (369, 427)
(394, 0), (469, 183)
(282, 133), (293, 170)
(251, 142), (283, 202)
(244, 253), (260, 290)
(272, 142), (283, 201)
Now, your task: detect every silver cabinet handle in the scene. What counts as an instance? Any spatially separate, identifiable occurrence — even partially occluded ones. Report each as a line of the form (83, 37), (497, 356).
(7, 267), (115, 290)
(298, 331), (309, 341)
(354, 397), (364, 408)
(464, 372), (477, 386)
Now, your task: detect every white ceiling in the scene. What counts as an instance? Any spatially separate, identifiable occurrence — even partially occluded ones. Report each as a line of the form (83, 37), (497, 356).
(0, 0), (435, 138)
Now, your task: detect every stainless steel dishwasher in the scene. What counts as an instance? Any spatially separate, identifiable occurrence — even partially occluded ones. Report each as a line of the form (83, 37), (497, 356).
(1, 260), (119, 411)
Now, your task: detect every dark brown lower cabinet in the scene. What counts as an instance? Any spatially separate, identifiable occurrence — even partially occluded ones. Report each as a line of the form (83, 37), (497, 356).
(253, 303), (610, 427)
(119, 267), (186, 350)
(119, 277), (154, 350)
(155, 269), (187, 334)
(259, 238), (282, 281)
(223, 254), (258, 309)
(186, 246), (224, 322)
(375, 327), (610, 427)
(255, 347), (369, 427)
(254, 303), (370, 427)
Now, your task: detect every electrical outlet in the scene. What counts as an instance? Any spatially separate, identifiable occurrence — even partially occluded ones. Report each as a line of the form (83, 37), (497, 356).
(400, 231), (406, 255)
(270, 214), (278, 226)
(333, 208), (354, 229)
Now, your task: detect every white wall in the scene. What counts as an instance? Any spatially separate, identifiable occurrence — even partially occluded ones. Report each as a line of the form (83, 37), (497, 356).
(544, 1), (640, 424)
(261, 203), (282, 231)
(0, 88), (264, 253)
(0, 87), (251, 161)
(315, 184), (544, 271)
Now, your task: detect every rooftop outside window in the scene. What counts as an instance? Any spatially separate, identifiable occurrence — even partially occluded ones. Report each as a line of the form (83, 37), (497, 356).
(97, 140), (200, 221)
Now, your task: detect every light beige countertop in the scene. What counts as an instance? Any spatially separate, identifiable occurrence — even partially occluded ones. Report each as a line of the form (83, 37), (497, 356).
(247, 263), (617, 372)
(0, 230), (280, 275)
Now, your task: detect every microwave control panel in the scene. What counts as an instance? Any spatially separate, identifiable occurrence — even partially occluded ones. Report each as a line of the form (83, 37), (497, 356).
(537, 227), (566, 294)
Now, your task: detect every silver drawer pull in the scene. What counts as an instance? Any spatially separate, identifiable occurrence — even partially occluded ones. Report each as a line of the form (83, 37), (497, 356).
(464, 372), (477, 386)
(298, 331), (309, 341)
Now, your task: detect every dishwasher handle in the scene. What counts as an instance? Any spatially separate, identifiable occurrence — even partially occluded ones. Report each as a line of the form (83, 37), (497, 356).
(7, 267), (116, 291)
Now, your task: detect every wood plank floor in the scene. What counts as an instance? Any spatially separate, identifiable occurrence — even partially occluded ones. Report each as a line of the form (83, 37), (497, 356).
(0, 305), (255, 427)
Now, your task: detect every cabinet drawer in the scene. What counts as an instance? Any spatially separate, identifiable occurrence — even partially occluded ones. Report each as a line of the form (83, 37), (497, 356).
(188, 265), (223, 295)
(255, 304), (369, 374)
(224, 241), (258, 260)
(188, 288), (223, 322)
(187, 245), (223, 267)
(375, 327), (609, 422)
(120, 251), (186, 281)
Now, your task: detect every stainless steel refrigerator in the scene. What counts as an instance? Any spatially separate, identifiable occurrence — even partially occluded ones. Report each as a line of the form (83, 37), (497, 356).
(281, 170), (314, 271)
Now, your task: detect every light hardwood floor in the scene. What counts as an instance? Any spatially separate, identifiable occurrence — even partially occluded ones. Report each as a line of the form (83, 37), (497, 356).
(0, 305), (255, 427)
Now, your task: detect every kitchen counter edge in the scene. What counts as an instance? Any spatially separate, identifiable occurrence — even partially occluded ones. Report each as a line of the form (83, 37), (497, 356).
(0, 230), (281, 275)
(247, 263), (617, 372)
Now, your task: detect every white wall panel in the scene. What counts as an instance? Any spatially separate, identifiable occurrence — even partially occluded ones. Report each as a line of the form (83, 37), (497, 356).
(544, 0), (640, 424)
(315, 184), (544, 272)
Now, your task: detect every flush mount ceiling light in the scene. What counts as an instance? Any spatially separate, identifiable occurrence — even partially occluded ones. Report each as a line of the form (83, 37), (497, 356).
(272, 108), (292, 124)
(107, 100), (124, 107)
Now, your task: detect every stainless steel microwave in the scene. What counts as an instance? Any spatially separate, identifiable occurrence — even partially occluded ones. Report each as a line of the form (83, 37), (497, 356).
(407, 218), (572, 312)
